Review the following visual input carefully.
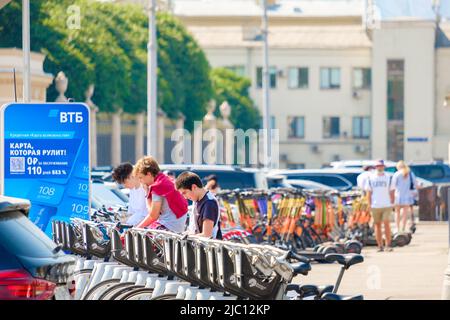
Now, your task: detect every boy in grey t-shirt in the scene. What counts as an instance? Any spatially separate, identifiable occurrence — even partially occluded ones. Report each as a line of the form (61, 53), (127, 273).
(151, 193), (186, 233)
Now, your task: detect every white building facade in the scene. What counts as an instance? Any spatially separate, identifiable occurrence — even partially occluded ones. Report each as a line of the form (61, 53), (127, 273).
(167, 0), (450, 168)
(113, 0), (450, 168)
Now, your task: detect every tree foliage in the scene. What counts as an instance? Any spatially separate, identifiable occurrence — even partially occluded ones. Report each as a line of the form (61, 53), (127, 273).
(0, 0), (95, 102)
(0, 1), (257, 132)
(211, 67), (261, 131)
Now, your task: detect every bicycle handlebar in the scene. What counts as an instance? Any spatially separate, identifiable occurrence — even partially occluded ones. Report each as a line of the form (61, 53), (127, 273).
(286, 250), (310, 264)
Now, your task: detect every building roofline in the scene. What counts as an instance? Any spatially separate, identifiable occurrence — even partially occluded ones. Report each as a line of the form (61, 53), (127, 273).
(177, 14), (363, 26)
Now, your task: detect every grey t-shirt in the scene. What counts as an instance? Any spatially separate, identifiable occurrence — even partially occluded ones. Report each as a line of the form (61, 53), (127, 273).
(152, 193), (187, 233)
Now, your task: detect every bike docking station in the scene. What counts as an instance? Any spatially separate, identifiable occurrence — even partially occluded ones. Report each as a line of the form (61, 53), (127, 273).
(52, 218), (365, 302)
(0, 102), (90, 237)
(0, 102), (367, 310)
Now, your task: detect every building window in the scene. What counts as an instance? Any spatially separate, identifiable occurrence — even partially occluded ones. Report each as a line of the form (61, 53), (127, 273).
(226, 65), (246, 77)
(287, 163), (305, 169)
(387, 60), (405, 161)
(271, 116), (276, 130)
(256, 66), (277, 89)
(320, 67), (341, 89)
(288, 67), (308, 89)
(288, 116), (305, 138)
(353, 116), (370, 139)
(353, 68), (371, 89)
(259, 116), (276, 129)
(323, 117), (340, 138)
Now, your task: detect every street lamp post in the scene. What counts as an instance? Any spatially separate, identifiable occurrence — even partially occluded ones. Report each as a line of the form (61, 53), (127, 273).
(147, 0), (158, 157)
(261, 0), (271, 169)
(442, 187), (450, 299)
(22, 0), (31, 102)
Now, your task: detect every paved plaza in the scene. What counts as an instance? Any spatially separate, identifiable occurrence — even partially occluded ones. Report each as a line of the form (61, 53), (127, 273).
(294, 222), (450, 300)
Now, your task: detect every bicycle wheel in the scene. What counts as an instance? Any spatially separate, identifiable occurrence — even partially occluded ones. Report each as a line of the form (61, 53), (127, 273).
(82, 279), (120, 300)
(110, 285), (144, 300)
(307, 226), (323, 245)
(300, 231), (315, 248)
(98, 282), (135, 300)
(150, 293), (178, 300)
(121, 288), (155, 300)
(73, 269), (94, 277)
(292, 234), (306, 251)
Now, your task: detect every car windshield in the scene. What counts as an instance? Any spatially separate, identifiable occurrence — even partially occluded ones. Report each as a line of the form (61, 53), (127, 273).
(91, 183), (128, 207)
(285, 174), (349, 188)
(288, 181), (332, 190)
(0, 211), (57, 258)
(162, 170), (257, 190)
(339, 173), (359, 186)
(410, 165), (445, 180)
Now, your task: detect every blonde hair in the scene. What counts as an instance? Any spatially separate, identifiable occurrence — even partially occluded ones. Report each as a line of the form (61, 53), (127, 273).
(396, 160), (410, 177)
(133, 156), (160, 177)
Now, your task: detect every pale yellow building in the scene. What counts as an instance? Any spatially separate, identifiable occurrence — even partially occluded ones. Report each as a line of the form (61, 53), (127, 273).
(164, 0), (450, 168)
(0, 0), (11, 10)
(0, 48), (53, 105)
(112, 0), (450, 168)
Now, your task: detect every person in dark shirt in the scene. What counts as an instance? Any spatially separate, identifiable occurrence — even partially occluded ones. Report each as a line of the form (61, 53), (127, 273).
(175, 171), (222, 239)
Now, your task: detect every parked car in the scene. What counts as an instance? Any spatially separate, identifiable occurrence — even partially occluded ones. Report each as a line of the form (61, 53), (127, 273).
(91, 180), (129, 210)
(91, 171), (113, 182)
(328, 159), (397, 169)
(270, 169), (361, 191)
(0, 196), (75, 300)
(159, 164), (268, 190)
(91, 166), (114, 182)
(285, 179), (338, 191)
(329, 160), (449, 185)
(267, 175), (292, 188)
(385, 162), (450, 184)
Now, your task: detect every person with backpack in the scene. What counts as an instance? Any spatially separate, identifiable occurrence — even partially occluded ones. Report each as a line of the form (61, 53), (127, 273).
(365, 160), (395, 252)
(391, 160), (417, 233)
(133, 156), (188, 233)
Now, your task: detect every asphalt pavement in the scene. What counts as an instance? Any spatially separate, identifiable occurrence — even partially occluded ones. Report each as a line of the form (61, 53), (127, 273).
(293, 222), (449, 300)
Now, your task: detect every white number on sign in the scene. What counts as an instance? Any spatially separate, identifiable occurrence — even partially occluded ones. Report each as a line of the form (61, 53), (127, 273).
(71, 204), (88, 214)
(78, 183), (88, 192)
(39, 186), (55, 196)
(27, 166), (42, 175)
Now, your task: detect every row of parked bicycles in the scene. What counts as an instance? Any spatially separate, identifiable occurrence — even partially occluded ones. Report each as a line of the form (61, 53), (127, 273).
(217, 188), (414, 261)
(51, 214), (365, 300)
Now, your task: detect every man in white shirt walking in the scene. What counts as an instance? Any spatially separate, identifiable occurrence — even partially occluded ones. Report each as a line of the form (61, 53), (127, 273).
(365, 160), (395, 252)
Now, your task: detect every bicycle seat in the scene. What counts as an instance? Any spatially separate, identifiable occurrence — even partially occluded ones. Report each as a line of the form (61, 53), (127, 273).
(290, 262), (311, 276)
(321, 292), (364, 300)
(286, 284), (301, 293)
(324, 253), (364, 269)
(297, 284), (333, 297)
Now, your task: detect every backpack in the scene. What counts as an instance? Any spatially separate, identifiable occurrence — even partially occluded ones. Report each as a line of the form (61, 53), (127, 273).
(409, 172), (416, 191)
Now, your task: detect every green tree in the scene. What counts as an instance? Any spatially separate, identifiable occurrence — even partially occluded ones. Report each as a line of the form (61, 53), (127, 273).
(0, 0), (95, 102)
(211, 67), (261, 131)
(0, 1), (212, 126)
(156, 12), (212, 130)
(40, 0), (132, 112)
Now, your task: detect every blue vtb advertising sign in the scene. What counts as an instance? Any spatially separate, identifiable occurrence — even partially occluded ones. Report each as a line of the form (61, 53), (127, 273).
(0, 103), (90, 237)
